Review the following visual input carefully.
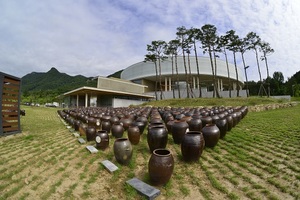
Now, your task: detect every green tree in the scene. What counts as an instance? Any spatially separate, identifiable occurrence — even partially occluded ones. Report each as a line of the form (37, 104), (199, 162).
(146, 40), (168, 100)
(246, 32), (268, 96)
(226, 30), (241, 97)
(219, 34), (232, 97)
(200, 24), (221, 98)
(165, 39), (181, 98)
(260, 41), (274, 97)
(237, 35), (251, 97)
(176, 26), (191, 98)
(188, 27), (203, 97)
(270, 71), (284, 95)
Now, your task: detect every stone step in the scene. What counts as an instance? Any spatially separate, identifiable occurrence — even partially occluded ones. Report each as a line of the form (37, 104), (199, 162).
(86, 145), (98, 153)
(101, 160), (118, 173)
(126, 178), (160, 200)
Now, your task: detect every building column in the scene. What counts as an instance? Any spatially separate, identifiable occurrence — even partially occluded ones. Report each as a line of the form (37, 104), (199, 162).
(164, 77), (167, 91)
(232, 82), (237, 90)
(193, 77), (196, 89)
(220, 79), (223, 91)
(85, 93), (88, 107)
(169, 77), (172, 91)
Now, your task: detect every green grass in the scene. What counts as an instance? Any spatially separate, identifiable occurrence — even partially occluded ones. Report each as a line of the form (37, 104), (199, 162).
(0, 100), (299, 199)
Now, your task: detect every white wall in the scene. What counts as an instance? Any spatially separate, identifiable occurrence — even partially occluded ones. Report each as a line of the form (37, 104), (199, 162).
(112, 98), (148, 107)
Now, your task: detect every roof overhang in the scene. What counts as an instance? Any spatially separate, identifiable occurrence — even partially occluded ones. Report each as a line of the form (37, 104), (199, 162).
(63, 86), (154, 99)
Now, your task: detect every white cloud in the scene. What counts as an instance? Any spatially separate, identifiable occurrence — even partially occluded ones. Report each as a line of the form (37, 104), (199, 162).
(0, 0), (299, 82)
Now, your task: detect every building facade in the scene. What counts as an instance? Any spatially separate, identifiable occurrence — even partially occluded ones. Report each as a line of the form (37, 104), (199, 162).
(121, 56), (246, 98)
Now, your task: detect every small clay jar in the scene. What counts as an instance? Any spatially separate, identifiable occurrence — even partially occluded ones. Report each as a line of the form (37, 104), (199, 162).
(127, 125), (140, 145)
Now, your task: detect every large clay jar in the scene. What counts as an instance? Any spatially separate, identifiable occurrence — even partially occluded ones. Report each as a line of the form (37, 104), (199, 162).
(215, 117), (228, 139)
(211, 115), (220, 124)
(226, 115), (233, 131)
(86, 126), (96, 141)
(120, 116), (133, 130)
(132, 121), (146, 135)
(127, 125), (140, 145)
(171, 119), (189, 144)
(79, 123), (88, 136)
(181, 131), (205, 162)
(200, 115), (213, 127)
(188, 116), (202, 131)
(229, 112), (238, 127)
(74, 120), (81, 131)
(113, 138), (133, 165)
(201, 124), (220, 148)
(240, 106), (248, 119)
(147, 125), (168, 153)
(110, 116), (119, 125)
(148, 149), (174, 186)
(95, 130), (109, 150)
(94, 118), (101, 131)
(111, 122), (124, 138)
(166, 119), (175, 133)
(101, 120), (111, 133)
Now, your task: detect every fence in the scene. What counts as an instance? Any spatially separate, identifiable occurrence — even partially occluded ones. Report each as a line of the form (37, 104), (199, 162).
(0, 72), (21, 136)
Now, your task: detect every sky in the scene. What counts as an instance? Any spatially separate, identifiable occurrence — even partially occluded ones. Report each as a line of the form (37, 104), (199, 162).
(0, 0), (299, 82)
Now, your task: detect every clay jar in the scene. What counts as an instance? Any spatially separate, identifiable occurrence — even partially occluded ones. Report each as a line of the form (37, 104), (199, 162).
(111, 122), (124, 138)
(148, 149), (174, 186)
(127, 125), (140, 145)
(120, 116), (133, 130)
(79, 123), (88, 136)
(101, 120), (111, 133)
(86, 126), (96, 141)
(147, 125), (168, 153)
(226, 115), (233, 131)
(132, 121), (146, 135)
(171, 119), (189, 144)
(201, 124), (220, 148)
(200, 115), (213, 127)
(211, 115), (220, 124)
(215, 117), (228, 139)
(95, 130), (109, 150)
(181, 131), (205, 162)
(188, 116), (202, 131)
(113, 138), (133, 165)
(74, 120), (81, 131)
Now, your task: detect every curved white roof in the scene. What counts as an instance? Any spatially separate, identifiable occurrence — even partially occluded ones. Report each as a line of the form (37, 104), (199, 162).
(121, 56), (244, 84)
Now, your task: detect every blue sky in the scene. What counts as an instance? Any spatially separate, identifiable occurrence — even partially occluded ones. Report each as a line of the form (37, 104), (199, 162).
(0, 0), (299, 81)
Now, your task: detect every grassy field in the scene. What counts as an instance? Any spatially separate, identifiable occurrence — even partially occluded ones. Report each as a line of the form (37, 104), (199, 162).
(0, 99), (299, 200)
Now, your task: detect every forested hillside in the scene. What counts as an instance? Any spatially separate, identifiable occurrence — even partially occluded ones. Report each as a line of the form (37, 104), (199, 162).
(21, 67), (97, 104)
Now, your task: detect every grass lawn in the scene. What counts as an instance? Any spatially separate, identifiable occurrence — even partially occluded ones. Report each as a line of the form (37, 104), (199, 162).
(0, 98), (299, 200)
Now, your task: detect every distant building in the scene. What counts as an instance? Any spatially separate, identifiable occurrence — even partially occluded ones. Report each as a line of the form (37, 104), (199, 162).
(63, 76), (154, 108)
(64, 56), (246, 108)
(121, 56), (246, 98)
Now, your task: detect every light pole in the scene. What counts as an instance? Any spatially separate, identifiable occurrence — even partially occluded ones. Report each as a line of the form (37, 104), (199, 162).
(244, 66), (250, 97)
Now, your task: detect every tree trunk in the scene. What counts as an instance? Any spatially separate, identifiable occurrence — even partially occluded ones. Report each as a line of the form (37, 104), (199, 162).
(213, 50), (221, 98)
(175, 54), (181, 98)
(187, 53), (194, 98)
(264, 53), (270, 97)
(208, 48), (216, 98)
(224, 47), (231, 98)
(233, 52), (240, 97)
(154, 62), (158, 100)
(241, 52), (249, 97)
(158, 58), (163, 100)
(171, 55), (175, 99)
(193, 42), (201, 97)
(182, 50), (190, 98)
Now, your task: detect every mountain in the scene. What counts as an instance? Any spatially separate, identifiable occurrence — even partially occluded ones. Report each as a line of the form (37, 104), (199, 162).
(21, 67), (97, 94)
